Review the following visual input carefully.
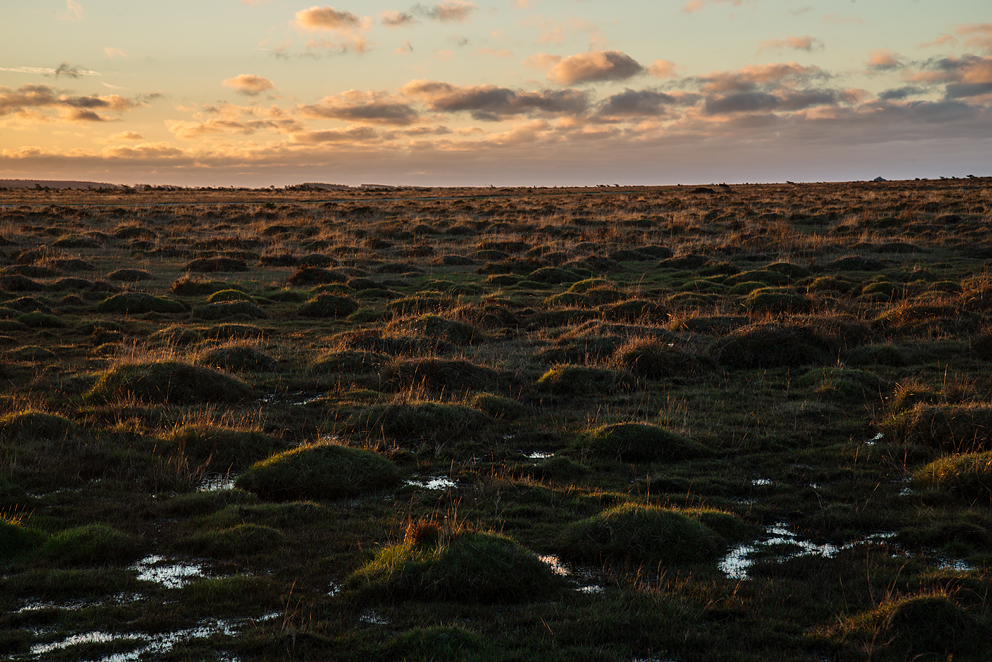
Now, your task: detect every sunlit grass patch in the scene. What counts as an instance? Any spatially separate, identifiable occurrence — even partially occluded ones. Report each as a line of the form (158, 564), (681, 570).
(582, 423), (708, 463)
(86, 361), (252, 404)
(914, 451), (992, 502)
(881, 404), (992, 453)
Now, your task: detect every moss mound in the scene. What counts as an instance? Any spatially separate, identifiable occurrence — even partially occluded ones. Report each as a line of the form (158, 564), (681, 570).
(171, 278), (246, 297)
(601, 299), (668, 323)
(559, 503), (724, 566)
(711, 324), (835, 369)
(200, 346), (277, 372)
(287, 267), (348, 286)
(470, 393), (529, 420)
(1, 520), (48, 564)
(87, 361), (252, 404)
(347, 403), (491, 441)
(42, 524), (143, 565)
(157, 424), (284, 471)
(389, 314), (479, 345)
(96, 292), (188, 315)
(184, 257), (248, 273)
(914, 451), (992, 502)
(741, 287), (810, 314)
(107, 268), (154, 282)
(17, 312), (66, 328)
(584, 423), (708, 462)
(537, 365), (634, 395)
(298, 294), (359, 318)
(186, 524), (286, 558)
(196, 300), (267, 321)
(206, 289), (255, 304)
(527, 266), (582, 284)
(313, 350), (389, 374)
(881, 404), (992, 453)
(795, 367), (884, 405)
(348, 530), (565, 603)
(384, 358), (501, 394)
(0, 410), (79, 442)
(235, 442), (400, 500)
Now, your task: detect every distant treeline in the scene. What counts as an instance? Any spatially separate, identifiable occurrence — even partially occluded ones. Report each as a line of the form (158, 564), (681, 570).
(0, 179), (119, 190)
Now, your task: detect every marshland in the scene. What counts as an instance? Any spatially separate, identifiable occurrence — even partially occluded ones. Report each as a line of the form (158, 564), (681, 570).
(1, 179), (991, 661)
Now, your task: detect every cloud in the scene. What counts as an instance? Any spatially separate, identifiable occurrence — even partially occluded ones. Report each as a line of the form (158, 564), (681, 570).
(54, 62), (94, 79)
(112, 131), (143, 140)
(295, 6), (372, 53)
(596, 88), (680, 118)
(704, 89), (837, 115)
(695, 62), (827, 93)
(682, 0), (744, 14)
(908, 55), (992, 99)
(381, 10), (417, 28)
(525, 17), (606, 50)
(166, 105), (304, 140)
(647, 60), (677, 78)
(290, 126), (379, 144)
(394, 39), (414, 55)
(546, 50), (643, 85)
(523, 52), (561, 70)
(0, 85), (138, 122)
(104, 47), (127, 59)
(866, 49), (903, 71)
(957, 23), (992, 53)
(223, 74), (275, 97)
(299, 90), (419, 125)
(412, 1), (478, 24)
(758, 36), (822, 53)
(401, 79), (589, 121)
(878, 86), (926, 101)
(475, 48), (512, 58)
(60, 0), (83, 21)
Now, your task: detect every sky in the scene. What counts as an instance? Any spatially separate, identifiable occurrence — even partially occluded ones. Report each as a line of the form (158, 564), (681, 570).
(1, 0), (990, 187)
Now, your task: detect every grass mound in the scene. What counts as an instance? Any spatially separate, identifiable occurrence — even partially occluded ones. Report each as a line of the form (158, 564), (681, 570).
(741, 287), (810, 314)
(298, 294), (359, 318)
(583, 423), (708, 462)
(873, 594), (987, 660)
(199, 346), (277, 372)
(206, 289), (255, 304)
(347, 402), (491, 441)
(107, 268), (154, 282)
(601, 299), (668, 323)
(1, 519), (48, 564)
(157, 424), (284, 470)
(711, 324), (835, 369)
(611, 338), (709, 379)
(184, 257), (248, 272)
(348, 529), (564, 603)
(914, 451), (992, 502)
(87, 361), (252, 404)
(470, 393), (529, 420)
(0, 410), (79, 442)
(313, 350), (389, 374)
(795, 367), (884, 405)
(286, 266), (348, 285)
(537, 365), (635, 395)
(388, 314), (479, 345)
(196, 300), (267, 320)
(171, 278), (246, 297)
(385, 626), (491, 662)
(235, 441), (400, 500)
(384, 358), (501, 394)
(42, 524), (144, 566)
(96, 292), (188, 315)
(881, 404), (992, 453)
(559, 503), (725, 566)
(185, 524), (286, 558)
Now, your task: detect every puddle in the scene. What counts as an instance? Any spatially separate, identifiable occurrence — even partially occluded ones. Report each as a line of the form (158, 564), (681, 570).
(525, 451), (555, 460)
(539, 554), (606, 594)
(29, 618), (247, 661)
(359, 609), (389, 626)
(18, 593), (141, 614)
(751, 478), (773, 487)
(864, 432), (884, 446)
(258, 391), (325, 407)
(404, 475), (456, 490)
(328, 580), (341, 597)
(131, 555), (206, 589)
(197, 474), (237, 492)
(719, 525), (898, 580)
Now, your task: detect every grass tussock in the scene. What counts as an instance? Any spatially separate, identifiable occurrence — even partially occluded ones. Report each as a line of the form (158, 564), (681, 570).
(914, 451), (992, 502)
(881, 404), (992, 453)
(583, 422), (708, 463)
(86, 361), (252, 404)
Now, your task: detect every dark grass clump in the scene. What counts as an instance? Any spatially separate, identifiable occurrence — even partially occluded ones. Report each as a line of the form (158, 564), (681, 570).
(286, 266), (348, 286)
(199, 346), (277, 372)
(601, 298), (668, 323)
(41, 524), (144, 566)
(298, 293), (359, 318)
(157, 424), (285, 471)
(610, 338), (710, 379)
(235, 441), (400, 500)
(0, 410), (79, 441)
(184, 257), (248, 273)
(470, 393), (529, 420)
(1, 519), (48, 564)
(312, 350), (389, 374)
(583, 423), (708, 462)
(859, 594), (990, 661)
(845, 343), (909, 367)
(184, 523), (286, 558)
(384, 626), (492, 662)
(107, 268), (154, 282)
(537, 365), (635, 395)
(16, 311), (66, 328)
(171, 278), (246, 297)
(384, 358), (501, 394)
(710, 323), (836, 369)
(346, 402), (491, 441)
(347, 528), (565, 603)
(334, 328), (452, 356)
(196, 300), (267, 321)
(741, 287), (810, 314)
(86, 361), (252, 404)
(96, 292), (189, 315)
(539, 334), (620, 364)
(795, 367), (885, 405)
(558, 503), (725, 567)
(914, 451), (992, 502)
(201, 323), (269, 341)
(881, 404), (992, 453)
(206, 289), (255, 304)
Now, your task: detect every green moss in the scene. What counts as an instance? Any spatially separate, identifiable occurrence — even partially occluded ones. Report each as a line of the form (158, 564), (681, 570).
(0, 410), (79, 442)
(584, 423), (708, 462)
(611, 339), (709, 379)
(86, 361), (252, 404)
(16, 311), (66, 328)
(601, 299), (668, 323)
(559, 503), (724, 566)
(0, 520), (48, 564)
(298, 293), (359, 318)
(206, 289), (256, 304)
(874, 594), (988, 660)
(171, 278), (246, 297)
(348, 530), (565, 603)
(390, 314), (479, 344)
(235, 441), (400, 500)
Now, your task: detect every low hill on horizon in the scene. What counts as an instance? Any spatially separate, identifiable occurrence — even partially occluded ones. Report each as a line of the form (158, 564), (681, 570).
(0, 179), (120, 190)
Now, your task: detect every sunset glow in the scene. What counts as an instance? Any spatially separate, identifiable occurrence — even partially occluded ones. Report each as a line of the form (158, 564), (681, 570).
(2, 0), (990, 186)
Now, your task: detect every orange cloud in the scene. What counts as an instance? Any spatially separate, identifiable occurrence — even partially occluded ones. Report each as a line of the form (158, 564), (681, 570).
(758, 36), (822, 53)
(295, 6), (372, 53)
(647, 60), (677, 78)
(866, 49), (902, 71)
(697, 62), (826, 93)
(546, 51), (643, 85)
(414, 1), (478, 24)
(300, 90), (419, 125)
(222, 74), (275, 97)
